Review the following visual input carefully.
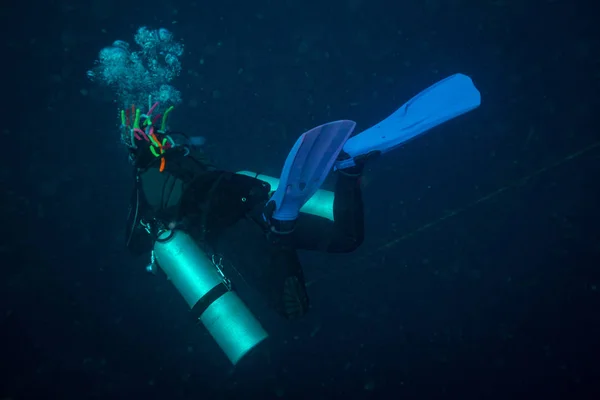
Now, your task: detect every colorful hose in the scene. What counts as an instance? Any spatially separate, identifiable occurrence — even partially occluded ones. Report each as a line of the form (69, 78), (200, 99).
(161, 106), (174, 133)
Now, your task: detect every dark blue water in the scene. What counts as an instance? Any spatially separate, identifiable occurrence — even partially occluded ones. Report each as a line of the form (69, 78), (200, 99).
(2, 0), (599, 398)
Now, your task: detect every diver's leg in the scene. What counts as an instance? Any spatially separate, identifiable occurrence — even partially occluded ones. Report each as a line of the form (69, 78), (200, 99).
(261, 232), (310, 319)
(293, 164), (365, 253)
(246, 205), (310, 319)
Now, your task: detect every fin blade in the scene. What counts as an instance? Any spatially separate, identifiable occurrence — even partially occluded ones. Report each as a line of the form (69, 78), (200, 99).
(337, 73), (481, 169)
(270, 120), (356, 221)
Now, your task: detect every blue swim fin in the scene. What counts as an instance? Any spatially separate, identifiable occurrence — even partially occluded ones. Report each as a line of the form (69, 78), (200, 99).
(267, 120), (356, 223)
(335, 73), (481, 170)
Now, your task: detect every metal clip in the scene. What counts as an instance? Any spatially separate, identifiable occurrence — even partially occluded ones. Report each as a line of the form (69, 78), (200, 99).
(211, 254), (231, 290)
(141, 219), (152, 234)
(146, 250), (157, 275)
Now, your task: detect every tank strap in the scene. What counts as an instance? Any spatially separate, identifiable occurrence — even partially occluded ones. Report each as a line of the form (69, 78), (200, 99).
(190, 282), (229, 320)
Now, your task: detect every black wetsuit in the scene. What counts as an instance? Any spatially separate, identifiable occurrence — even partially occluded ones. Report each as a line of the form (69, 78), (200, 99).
(125, 146), (364, 319)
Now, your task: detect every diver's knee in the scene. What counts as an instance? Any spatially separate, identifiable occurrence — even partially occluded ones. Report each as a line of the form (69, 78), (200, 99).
(346, 235), (364, 252)
(332, 234), (364, 253)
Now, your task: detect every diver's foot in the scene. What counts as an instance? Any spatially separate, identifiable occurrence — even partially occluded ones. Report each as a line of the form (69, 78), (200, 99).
(269, 218), (296, 234)
(337, 149), (381, 176)
(262, 200), (297, 234)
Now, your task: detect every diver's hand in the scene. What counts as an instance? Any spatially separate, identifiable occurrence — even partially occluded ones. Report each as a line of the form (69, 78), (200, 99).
(187, 136), (206, 147)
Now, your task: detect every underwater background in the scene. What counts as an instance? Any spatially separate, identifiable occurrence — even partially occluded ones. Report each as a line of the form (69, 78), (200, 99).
(1, 0), (599, 398)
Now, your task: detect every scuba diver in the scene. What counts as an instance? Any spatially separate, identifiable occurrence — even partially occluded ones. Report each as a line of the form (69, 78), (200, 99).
(123, 73), (482, 320)
(86, 24), (482, 365)
(125, 117), (364, 319)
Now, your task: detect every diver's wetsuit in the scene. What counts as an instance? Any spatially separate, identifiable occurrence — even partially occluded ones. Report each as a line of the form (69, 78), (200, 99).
(126, 144), (364, 319)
